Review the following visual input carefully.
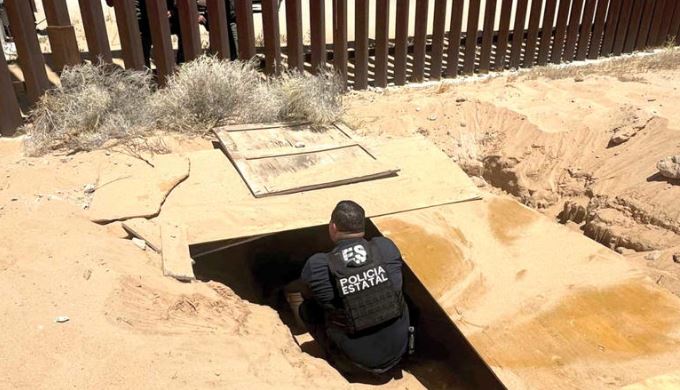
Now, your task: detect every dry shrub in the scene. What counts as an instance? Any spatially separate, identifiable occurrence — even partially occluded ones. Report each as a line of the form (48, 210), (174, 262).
(151, 56), (344, 132)
(512, 45), (680, 82)
(273, 70), (344, 124)
(24, 63), (153, 156)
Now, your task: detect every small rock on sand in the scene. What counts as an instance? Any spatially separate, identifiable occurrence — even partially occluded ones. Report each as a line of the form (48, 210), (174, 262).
(84, 184), (96, 194)
(673, 253), (680, 264)
(657, 155), (680, 180)
(131, 238), (147, 251)
(645, 251), (661, 261)
(55, 316), (70, 323)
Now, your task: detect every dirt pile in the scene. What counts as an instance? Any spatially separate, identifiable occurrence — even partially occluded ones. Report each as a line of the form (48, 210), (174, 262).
(345, 56), (680, 295)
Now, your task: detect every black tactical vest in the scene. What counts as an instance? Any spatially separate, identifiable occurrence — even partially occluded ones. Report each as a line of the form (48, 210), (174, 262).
(327, 239), (403, 335)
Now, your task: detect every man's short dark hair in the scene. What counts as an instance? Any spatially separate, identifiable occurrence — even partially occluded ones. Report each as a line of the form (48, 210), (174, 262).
(331, 200), (365, 233)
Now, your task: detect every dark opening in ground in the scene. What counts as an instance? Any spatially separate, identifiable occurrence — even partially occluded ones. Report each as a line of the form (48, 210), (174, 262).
(190, 221), (502, 389)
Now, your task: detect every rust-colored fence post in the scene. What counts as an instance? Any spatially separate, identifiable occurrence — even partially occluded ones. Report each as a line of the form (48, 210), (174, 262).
(0, 43), (23, 136)
(446, 0), (464, 76)
(355, 0), (369, 89)
(647, 0), (666, 47)
(523, 0), (543, 68)
(494, 0), (513, 70)
(611, 0), (633, 56)
(429, 0), (447, 79)
(235, 0), (256, 59)
(43, 0), (81, 72)
(412, 0), (428, 81)
(622, 0), (644, 53)
(601, 0), (623, 56)
(262, 0), (281, 74)
(551, 0), (571, 63)
(576, 0), (598, 60)
(309, 0), (326, 73)
(537, 0), (558, 66)
(78, 0), (112, 63)
(5, 0), (50, 104)
(479, 0), (498, 73)
(463, 0), (481, 74)
(563, 0), (585, 60)
(394, 0), (409, 85)
(206, 0), (232, 59)
(286, 0), (304, 71)
(333, 0), (348, 84)
(588, 0), (610, 58)
(657, 0), (677, 45)
(374, 0), (389, 86)
(671, 3), (680, 45)
(177, 0), (202, 62)
(146, 0), (175, 84)
(112, 0), (145, 70)
(509, 0), (528, 68)
(635, 0), (656, 50)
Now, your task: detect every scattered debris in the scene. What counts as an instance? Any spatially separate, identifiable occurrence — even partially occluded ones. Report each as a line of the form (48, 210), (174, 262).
(10, 198), (18, 201)
(455, 97), (466, 103)
(294, 142), (305, 148)
(574, 77), (584, 82)
(131, 238), (147, 251)
(427, 115), (438, 121)
(83, 184), (96, 194)
(83, 269), (92, 280)
(645, 251), (661, 261)
(54, 316), (70, 323)
(657, 155), (680, 180)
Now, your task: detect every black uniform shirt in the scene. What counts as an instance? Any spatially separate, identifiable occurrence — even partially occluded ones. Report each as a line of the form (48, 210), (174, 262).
(301, 236), (410, 370)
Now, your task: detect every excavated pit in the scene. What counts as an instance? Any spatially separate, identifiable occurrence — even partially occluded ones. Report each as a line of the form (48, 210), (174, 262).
(190, 222), (502, 389)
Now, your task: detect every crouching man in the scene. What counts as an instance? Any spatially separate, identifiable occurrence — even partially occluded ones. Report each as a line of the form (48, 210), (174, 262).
(288, 200), (410, 375)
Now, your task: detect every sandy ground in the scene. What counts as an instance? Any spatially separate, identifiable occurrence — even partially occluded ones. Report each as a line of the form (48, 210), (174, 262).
(1, 53), (680, 388)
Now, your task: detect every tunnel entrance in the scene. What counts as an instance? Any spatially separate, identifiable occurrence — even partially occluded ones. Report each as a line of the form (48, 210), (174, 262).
(190, 221), (502, 389)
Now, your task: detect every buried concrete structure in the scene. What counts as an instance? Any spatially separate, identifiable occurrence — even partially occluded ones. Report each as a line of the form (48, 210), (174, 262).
(117, 123), (680, 389)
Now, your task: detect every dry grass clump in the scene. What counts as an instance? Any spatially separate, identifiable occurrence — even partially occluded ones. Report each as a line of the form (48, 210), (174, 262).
(273, 70), (344, 124)
(150, 56), (344, 132)
(512, 44), (680, 82)
(24, 64), (154, 156)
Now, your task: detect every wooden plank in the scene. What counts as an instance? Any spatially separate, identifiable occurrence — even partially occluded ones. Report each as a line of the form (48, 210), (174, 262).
(658, 0), (677, 45)
(612, 0), (634, 56)
(429, 0), (447, 79)
(509, 0), (529, 68)
(372, 197), (680, 389)
(160, 136), (481, 246)
(111, 0), (145, 70)
(635, 0), (656, 49)
(494, 0), (513, 70)
(374, 0), (390, 86)
(206, 0), (232, 59)
(463, 0), (481, 74)
(0, 42), (23, 136)
(551, 0), (572, 63)
(355, 0), (370, 88)
(43, 0), (81, 71)
(537, 0), (558, 66)
(412, 0), (429, 81)
(146, 0), (175, 85)
(78, 0), (112, 63)
(161, 223), (196, 281)
(446, 0), (465, 76)
(588, 0), (610, 58)
(309, 0), (326, 73)
(600, 0), (623, 56)
(646, 0), (666, 47)
(286, 0), (304, 71)
(122, 218), (161, 253)
(622, 0), (644, 53)
(261, 0), (281, 74)
(563, 0), (585, 61)
(235, 0), (256, 59)
(5, 0), (50, 104)
(242, 143), (359, 160)
(218, 120), (310, 132)
(575, 0), (598, 60)
(523, 0), (543, 67)
(333, 0), (348, 85)
(177, 0), (202, 62)
(394, 0), (409, 85)
(479, 0), (497, 73)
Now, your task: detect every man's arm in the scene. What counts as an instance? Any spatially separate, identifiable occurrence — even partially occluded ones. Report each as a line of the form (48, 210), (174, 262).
(373, 237), (404, 290)
(300, 253), (335, 306)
